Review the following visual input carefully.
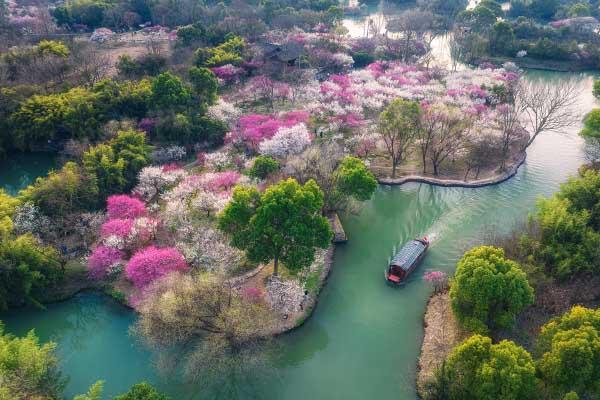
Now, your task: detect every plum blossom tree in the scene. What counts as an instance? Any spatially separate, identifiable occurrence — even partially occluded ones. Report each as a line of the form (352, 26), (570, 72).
(258, 124), (312, 159)
(88, 245), (124, 279)
(106, 195), (148, 220)
(134, 166), (187, 203)
(125, 246), (189, 288)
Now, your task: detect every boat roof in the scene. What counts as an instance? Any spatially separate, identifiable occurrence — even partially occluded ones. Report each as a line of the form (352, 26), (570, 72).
(390, 240), (427, 271)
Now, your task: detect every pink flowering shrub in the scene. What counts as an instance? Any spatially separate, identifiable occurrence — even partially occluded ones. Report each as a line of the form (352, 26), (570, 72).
(125, 246), (189, 288)
(212, 64), (244, 83)
(101, 218), (134, 238)
(229, 111), (310, 149)
(88, 246), (124, 279)
(423, 270), (448, 293)
(107, 195), (147, 220)
(204, 171), (241, 192)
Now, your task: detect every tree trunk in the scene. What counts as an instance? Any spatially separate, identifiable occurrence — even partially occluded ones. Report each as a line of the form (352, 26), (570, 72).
(392, 162), (397, 178)
(273, 256), (279, 276)
(421, 152), (427, 174)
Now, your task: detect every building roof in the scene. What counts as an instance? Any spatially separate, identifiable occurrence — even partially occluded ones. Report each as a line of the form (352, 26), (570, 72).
(390, 240), (427, 271)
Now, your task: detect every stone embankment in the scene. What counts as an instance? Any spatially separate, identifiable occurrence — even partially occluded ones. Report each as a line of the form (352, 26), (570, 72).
(379, 152), (526, 188)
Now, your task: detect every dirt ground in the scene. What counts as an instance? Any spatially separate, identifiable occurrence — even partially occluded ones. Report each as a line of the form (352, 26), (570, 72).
(417, 291), (466, 395)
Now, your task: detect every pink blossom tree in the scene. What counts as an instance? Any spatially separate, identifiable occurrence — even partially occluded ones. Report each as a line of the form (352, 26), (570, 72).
(423, 270), (448, 293)
(88, 246), (124, 279)
(100, 218), (134, 238)
(106, 195), (148, 220)
(125, 246), (189, 288)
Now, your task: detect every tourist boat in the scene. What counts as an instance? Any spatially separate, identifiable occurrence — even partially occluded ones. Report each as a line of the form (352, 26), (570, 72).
(385, 237), (429, 285)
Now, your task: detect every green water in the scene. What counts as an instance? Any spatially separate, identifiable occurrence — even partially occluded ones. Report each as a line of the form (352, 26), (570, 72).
(0, 153), (57, 195)
(1, 72), (597, 399)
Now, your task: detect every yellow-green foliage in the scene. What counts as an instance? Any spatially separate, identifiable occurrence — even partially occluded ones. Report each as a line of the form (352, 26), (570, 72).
(442, 334), (537, 400)
(0, 323), (64, 400)
(450, 246), (534, 333)
(537, 306), (600, 397)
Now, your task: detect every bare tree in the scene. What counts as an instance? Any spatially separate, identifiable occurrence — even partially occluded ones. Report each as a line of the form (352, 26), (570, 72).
(421, 105), (472, 176)
(387, 9), (436, 62)
(517, 78), (581, 150)
(464, 134), (502, 180)
(495, 78), (581, 169)
(71, 45), (111, 87)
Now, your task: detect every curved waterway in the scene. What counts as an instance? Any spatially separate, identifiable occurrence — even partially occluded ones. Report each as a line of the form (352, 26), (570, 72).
(2, 70), (596, 399)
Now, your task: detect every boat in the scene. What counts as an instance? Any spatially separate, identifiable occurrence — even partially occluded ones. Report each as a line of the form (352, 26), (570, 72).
(385, 237), (429, 285)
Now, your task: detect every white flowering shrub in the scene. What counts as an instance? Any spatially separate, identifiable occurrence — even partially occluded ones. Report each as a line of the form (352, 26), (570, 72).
(134, 166), (187, 202)
(204, 151), (232, 171)
(258, 124), (312, 158)
(150, 146), (187, 164)
(12, 202), (51, 237)
(207, 99), (242, 127)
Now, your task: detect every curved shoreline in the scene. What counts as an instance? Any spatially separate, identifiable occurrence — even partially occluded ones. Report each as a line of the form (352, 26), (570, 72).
(377, 152), (527, 188)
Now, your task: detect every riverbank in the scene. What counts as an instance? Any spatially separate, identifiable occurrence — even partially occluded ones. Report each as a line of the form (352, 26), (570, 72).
(416, 291), (466, 397)
(378, 151), (527, 188)
(474, 56), (589, 72)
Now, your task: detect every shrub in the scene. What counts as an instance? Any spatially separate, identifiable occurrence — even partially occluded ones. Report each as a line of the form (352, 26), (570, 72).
(450, 246), (534, 333)
(249, 155), (280, 179)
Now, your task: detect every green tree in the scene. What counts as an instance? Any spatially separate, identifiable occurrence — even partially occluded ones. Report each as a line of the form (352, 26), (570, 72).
(219, 178), (332, 276)
(249, 155), (279, 180)
(450, 246), (534, 333)
(441, 334), (537, 400)
(568, 3), (590, 17)
(0, 231), (62, 310)
(378, 99), (421, 178)
(592, 80), (600, 100)
(151, 72), (191, 110)
(114, 382), (170, 400)
(537, 306), (600, 397)
(188, 66), (218, 105)
(532, 196), (600, 278)
(82, 129), (151, 198)
(0, 323), (65, 400)
(330, 156), (377, 208)
(489, 21), (515, 56)
(73, 381), (104, 400)
(19, 162), (99, 216)
(580, 109), (600, 138)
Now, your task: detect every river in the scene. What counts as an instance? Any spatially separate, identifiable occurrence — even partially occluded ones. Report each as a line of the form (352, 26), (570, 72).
(0, 152), (56, 195)
(2, 25), (598, 400)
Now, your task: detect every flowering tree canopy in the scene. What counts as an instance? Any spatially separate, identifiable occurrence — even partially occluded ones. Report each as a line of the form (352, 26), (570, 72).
(106, 195), (148, 220)
(125, 246), (189, 288)
(258, 123), (312, 159)
(88, 246), (124, 279)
